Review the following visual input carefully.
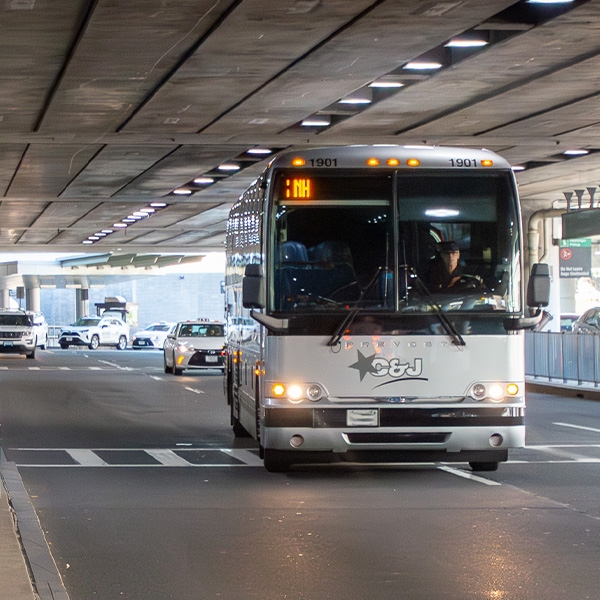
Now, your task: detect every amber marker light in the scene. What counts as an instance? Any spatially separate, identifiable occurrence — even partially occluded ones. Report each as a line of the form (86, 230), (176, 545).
(387, 158), (400, 166)
(367, 158), (380, 166)
(272, 384), (286, 397)
(407, 158), (420, 167)
(481, 159), (494, 167)
(506, 383), (519, 396)
(291, 157), (306, 166)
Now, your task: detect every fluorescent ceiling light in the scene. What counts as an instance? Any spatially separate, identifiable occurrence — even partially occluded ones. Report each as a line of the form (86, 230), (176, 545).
(247, 148), (272, 155)
(193, 177), (215, 185)
(218, 163), (241, 171)
(528, 0), (573, 3)
(403, 61), (443, 71)
(563, 149), (589, 156)
(113, 223), (128, 228)
(445, 39), (488, 48)
(82, 240), (94, 245)
(339, 88), (372, 105)
(511, 165), (526, 172)
(369, 80), (404, 88)
(301, 115), (331, 127)
(150, 202), (167, 208)
(173, 188), (192, 195)
(425, 208), (459, 218)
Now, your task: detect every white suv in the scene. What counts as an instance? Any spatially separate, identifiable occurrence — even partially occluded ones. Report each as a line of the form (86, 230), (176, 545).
(27, 311), (49, 349)
(58, 316), (130, 350)
(0, 309), (36, 359)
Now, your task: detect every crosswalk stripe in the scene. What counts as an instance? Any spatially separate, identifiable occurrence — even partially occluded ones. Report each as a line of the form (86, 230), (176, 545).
(145, 449), (193, 466)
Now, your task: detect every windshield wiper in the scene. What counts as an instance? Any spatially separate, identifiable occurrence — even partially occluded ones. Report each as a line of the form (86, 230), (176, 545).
(410, 269), (466, 347)
(327, 267), (387, 347)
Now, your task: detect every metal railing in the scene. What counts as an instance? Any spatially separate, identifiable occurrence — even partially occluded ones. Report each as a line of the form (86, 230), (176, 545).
(525, 331), (600, 387)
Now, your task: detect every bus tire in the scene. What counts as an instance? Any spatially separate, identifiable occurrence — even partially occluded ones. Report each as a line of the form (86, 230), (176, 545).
(469, 461), (499, 472)
(263, 449), (292, 473)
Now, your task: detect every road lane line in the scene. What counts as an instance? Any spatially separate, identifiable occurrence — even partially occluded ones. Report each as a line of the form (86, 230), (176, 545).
(185, 387), (205, 394)
(221, 449), (264, 466)
(437, 465), (501, 485)
(66, 449), (109, 466)
(145, 449), (193, 466)
(554, 422), (600, 434)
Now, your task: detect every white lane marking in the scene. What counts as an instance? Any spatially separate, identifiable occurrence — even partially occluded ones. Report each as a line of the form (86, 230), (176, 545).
(98, 360), (133, 371)
(28, 366), (41, 370)
(185, 387), (205, 394)
(221, 448), (264, 467)
(145, 449), (193, 466)
(554, 422), (600, 434)
(89, 366), (103, 370)
(58, 366), (71, 370)
(149, 375), (163, 381)
(66, 449), (109, 466)
(437, 465), (501, 485)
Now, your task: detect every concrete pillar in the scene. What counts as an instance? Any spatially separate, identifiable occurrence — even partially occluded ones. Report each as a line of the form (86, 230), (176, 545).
(76, 288), (89, 319)
(26, 286), (41, 312)
(0, 288), (9, 309)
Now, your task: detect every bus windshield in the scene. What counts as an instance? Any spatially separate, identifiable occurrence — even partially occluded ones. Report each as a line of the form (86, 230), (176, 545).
(270, 170), (520, 314)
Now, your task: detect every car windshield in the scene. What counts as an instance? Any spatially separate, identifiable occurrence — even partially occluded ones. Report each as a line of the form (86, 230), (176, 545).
(147, 324), (172, 331)
(0, 314), (31, 326)
(72, 318), (100, 327)
(178, 324), (224, 337)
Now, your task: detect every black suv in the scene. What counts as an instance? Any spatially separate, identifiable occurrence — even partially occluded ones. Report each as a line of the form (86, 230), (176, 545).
(0, 309), (36, 359)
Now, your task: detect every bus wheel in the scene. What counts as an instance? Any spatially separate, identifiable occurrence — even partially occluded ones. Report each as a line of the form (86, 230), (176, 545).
(469, 461), (499, 472)
(263, 449), (292, 473)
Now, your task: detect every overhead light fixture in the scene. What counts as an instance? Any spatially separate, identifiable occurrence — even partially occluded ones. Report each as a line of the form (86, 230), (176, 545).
(194, 177), (215, 185)
(173, 188), (192, 195)
(301, 115), (331, 127)
(369, 80), (404, 89)
(563, 149), (589, 156)
(113, 223), (128, 228)
(527, 0), (573, 3)
(217, 163), (241, 172)
(511, 165), (526, 172)
(247, 148), (272, 155)
(445, 38), (488, 48)
(403, 61), (443, 71)
(425, 208), (460, 218)
(339, 88), (373, 105)
(151, 202), (168, 208)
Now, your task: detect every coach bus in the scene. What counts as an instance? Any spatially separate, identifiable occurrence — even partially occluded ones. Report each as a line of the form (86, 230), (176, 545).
(224, 145), (549, 472)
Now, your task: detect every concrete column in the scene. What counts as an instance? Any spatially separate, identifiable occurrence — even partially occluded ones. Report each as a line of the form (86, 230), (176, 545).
(0, 288), (9, 309)
(76, 288), (89, 319)
(26, 286), (41, 312)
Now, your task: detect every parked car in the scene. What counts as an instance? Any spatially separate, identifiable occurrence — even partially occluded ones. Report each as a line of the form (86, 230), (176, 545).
(572, 308), (600, 334)
(560, 313), (579, 332)
(163, 321), (225, 375)
(58, 315), (129, 350)
(131, 322), (175, 349)
(27, 311), (49, 349)
(0, 309), (36, 359)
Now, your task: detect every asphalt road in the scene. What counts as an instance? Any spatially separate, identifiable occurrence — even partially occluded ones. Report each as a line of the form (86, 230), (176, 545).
(1, 348), (600, 600)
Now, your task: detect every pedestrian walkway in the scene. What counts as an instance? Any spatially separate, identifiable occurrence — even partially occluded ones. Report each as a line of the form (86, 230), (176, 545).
(0, 477), (36, 600)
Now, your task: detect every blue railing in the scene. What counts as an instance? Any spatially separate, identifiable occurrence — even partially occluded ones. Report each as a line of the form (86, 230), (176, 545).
(525, 331), (600, 387)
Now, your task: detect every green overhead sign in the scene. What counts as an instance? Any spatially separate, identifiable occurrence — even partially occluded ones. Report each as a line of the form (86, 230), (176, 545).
(559, 238), (591, 278)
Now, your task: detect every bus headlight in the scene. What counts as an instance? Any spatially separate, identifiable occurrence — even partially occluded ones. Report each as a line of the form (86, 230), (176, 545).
(270, 382), (325, 403)
(469, 382), (520, 402)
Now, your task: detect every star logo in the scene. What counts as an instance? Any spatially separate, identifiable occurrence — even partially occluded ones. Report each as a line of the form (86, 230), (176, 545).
(348, 349), (377, 381)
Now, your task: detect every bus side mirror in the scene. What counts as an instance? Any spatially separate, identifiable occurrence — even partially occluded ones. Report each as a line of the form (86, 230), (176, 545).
(242, 264), (265, 309)
(527, 262), (550, 309)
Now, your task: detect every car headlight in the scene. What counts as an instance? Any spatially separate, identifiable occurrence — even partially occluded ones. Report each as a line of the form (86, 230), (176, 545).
(269, 382), (325, 404)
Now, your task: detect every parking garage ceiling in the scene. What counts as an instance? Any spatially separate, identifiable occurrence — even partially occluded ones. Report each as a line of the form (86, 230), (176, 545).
(2, 0), (600, 258)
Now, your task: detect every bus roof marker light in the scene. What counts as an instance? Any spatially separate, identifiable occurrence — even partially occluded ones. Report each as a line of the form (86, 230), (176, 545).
(291, 157), (306, 167)
(407, 158), (420, 167)
(481, 159), (494, 167)
(387, 158), (400, 167)
(367, 158), (380, 167)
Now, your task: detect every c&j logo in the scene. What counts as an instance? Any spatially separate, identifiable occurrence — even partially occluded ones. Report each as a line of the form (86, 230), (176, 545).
(348, 349), (427, 384)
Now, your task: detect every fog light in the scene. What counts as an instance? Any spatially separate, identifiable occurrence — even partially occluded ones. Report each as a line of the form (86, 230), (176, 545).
(290, 435), (304, 448)
(489, 433), (503, 447)
(472, 383), (486, 399)
(306, 384), (323, 401)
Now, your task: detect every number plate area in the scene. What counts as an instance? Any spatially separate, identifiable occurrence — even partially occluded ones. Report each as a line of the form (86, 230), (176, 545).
(347, 409), (378, 427)
(205, 355), (218, 363)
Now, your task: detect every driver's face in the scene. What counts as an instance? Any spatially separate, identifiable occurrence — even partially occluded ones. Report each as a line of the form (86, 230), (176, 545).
(441, 250), (459, 273)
